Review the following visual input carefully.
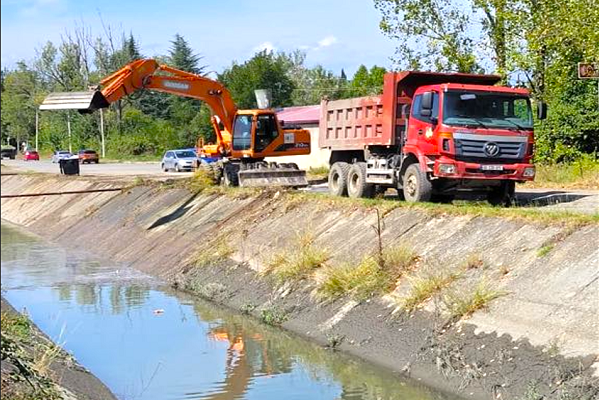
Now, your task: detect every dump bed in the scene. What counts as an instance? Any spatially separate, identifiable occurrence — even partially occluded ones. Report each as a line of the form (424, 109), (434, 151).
(319, 71), (501, 150)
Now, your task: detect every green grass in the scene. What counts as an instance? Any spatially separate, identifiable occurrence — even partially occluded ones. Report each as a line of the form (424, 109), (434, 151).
(526, 156), (599, 190)
(536, 244), (554, 257)
(444, 280), (505, 319)
(262, 233), (329, 284)
(318, 245), (417, 301)
(318, 257), (389, 301)
(307, 166), (330, 180)
(1, 311), (31, 340)
(260, 306), (288, 326)
(282, 191), (599, 227)
(395, 269), (462, 312)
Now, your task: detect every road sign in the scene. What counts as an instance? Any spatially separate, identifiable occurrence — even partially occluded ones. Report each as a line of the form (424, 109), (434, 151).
(578, 62), (599, 79)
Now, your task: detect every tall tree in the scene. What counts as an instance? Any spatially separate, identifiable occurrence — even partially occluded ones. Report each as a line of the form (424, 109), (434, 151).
(375, 0), (482, 72)
(219, 50), (295, 109)
(169, 34), (205, 74)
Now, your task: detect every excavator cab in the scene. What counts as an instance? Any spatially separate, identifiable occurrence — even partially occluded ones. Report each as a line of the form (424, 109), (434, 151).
(229, 110), (310, 187)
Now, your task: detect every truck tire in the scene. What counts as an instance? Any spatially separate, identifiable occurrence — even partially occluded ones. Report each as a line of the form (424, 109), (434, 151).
(487, 181), (515, 207)
(328, 162), (350, 196)
(347, 162), (375, 198)
(222, 163), (240, 187)
(402, 164), (433, 202)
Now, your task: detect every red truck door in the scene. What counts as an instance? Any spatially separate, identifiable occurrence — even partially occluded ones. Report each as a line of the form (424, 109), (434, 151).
(406, 91), (440, 164)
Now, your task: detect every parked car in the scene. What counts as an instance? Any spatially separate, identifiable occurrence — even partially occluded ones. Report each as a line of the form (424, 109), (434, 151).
(78, 149), (99, 164)
(161, 149), (198, 172)
(51, 150), (72, 163)
(23, 150), (40, 161)
(1, 145), (16, 160)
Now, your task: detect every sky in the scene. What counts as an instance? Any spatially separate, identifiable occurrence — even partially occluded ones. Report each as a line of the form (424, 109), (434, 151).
(0, 0), (397, 77)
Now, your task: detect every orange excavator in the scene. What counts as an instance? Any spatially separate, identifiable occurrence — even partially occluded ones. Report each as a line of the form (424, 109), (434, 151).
(40, 59), (311, 187)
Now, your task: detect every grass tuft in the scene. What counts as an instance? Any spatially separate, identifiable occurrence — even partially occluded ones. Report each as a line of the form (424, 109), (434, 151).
(260, 306), (288, 326)
(318, 257), (388, 301)
(1, 311), (31, 340)
(318, 245), (418, 301)
(396, 269), (462, 312)
(536, 244), (554, 257)
(461, 253), (484, 270)
(262, 233), (329, 284)
(188, 168), (218, 192)
(444, 280), (505, 319)
(193, 235), (234, 267)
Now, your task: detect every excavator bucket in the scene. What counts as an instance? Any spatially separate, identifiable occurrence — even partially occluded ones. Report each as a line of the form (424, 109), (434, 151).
(238, 166), (308, 188)
(39, 91), (110, 113)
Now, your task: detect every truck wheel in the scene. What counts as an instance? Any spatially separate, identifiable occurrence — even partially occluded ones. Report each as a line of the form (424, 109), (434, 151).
(222, 163), (240, 187)
(487, 181), (515, 207)
(347, 162), (375, 198)
(328, 162), (350, 196)
(402, 164), (433, 202)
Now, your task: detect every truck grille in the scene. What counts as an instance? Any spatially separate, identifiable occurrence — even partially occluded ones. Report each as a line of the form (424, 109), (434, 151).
(453, 133), (527, 161)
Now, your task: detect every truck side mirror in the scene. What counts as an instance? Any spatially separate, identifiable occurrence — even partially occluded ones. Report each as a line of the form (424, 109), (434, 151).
(401, 104), (410, 118)
(421, 91), (433, 117)
(537, 102), (547, 120)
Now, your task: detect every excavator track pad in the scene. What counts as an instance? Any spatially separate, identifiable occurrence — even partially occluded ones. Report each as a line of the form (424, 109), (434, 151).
(238, 164), (308, 188)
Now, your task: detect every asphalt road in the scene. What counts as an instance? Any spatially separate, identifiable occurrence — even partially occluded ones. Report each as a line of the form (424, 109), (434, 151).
(3, 159), (597, 214)
(1, 159), (189, 178)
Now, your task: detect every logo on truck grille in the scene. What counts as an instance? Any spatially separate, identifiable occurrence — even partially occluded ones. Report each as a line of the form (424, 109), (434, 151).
(484, 142), (500, 157)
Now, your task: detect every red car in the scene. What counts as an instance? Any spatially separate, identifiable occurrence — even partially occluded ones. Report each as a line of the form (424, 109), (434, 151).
(23, 150), (40, 161)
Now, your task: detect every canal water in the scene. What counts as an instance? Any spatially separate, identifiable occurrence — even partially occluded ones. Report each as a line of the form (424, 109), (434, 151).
(1, 222), (458, 400)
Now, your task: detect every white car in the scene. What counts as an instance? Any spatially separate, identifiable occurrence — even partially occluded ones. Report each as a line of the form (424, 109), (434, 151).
(161, 149), (198, 172)
(51, 150), (72, 163)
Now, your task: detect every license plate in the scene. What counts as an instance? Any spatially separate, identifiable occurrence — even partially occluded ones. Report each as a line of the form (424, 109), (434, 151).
(481, 165), (504, 171)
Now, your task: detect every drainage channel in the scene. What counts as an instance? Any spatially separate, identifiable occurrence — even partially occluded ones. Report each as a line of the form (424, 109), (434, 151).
(1, 222), (461, 400)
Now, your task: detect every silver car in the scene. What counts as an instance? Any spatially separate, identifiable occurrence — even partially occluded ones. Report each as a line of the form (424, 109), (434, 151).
(161, 149), (198, 172)
(51, 150), (72, 163)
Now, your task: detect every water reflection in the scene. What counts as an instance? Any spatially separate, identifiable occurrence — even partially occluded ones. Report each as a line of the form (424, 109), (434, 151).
(1, 223), (457, 400)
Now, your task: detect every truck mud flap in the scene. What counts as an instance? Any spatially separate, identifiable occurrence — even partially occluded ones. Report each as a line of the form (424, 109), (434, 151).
(238, 168), (308, 188)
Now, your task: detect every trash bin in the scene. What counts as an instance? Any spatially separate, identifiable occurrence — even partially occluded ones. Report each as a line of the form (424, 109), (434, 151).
(59, 157), (80, 175)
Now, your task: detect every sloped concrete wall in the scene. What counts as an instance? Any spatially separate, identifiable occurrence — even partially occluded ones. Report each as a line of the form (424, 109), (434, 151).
(2, 174), (597, 399)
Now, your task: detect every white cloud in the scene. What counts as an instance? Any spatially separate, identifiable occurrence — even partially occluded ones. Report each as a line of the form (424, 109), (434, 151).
(253, 41), (275, 53)
(317, 35), (337, 48)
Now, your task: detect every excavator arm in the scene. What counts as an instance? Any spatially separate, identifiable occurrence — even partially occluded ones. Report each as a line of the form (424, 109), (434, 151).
(41, 58), (238, 137)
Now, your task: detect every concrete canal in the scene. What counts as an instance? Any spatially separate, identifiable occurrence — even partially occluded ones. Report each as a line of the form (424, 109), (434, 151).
(1, 222), (459, 400)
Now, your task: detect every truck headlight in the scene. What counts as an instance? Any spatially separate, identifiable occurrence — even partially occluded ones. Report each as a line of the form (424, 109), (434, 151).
(438, 163), (456, 174)
(523, 167), (535, 177)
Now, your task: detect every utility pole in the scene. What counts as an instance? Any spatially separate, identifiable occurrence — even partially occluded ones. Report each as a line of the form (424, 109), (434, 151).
(100, 108), (105, 158)
(67, 112), (72, 154)
(35, 109), (39, 151)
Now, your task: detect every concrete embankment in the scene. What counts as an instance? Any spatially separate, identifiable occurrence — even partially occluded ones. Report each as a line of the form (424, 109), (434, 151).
(1, 297), (117, 400)
(1, 173), (598, 400)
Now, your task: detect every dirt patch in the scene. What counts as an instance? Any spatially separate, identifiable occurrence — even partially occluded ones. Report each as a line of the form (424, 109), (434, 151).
(1, 297), (117, 400)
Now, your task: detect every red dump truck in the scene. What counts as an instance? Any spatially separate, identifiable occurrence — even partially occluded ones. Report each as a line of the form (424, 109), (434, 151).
(319, 72), (546, 205)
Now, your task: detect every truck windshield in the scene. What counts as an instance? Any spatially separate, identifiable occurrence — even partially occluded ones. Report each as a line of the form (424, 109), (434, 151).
(443, 90), (533, 130)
